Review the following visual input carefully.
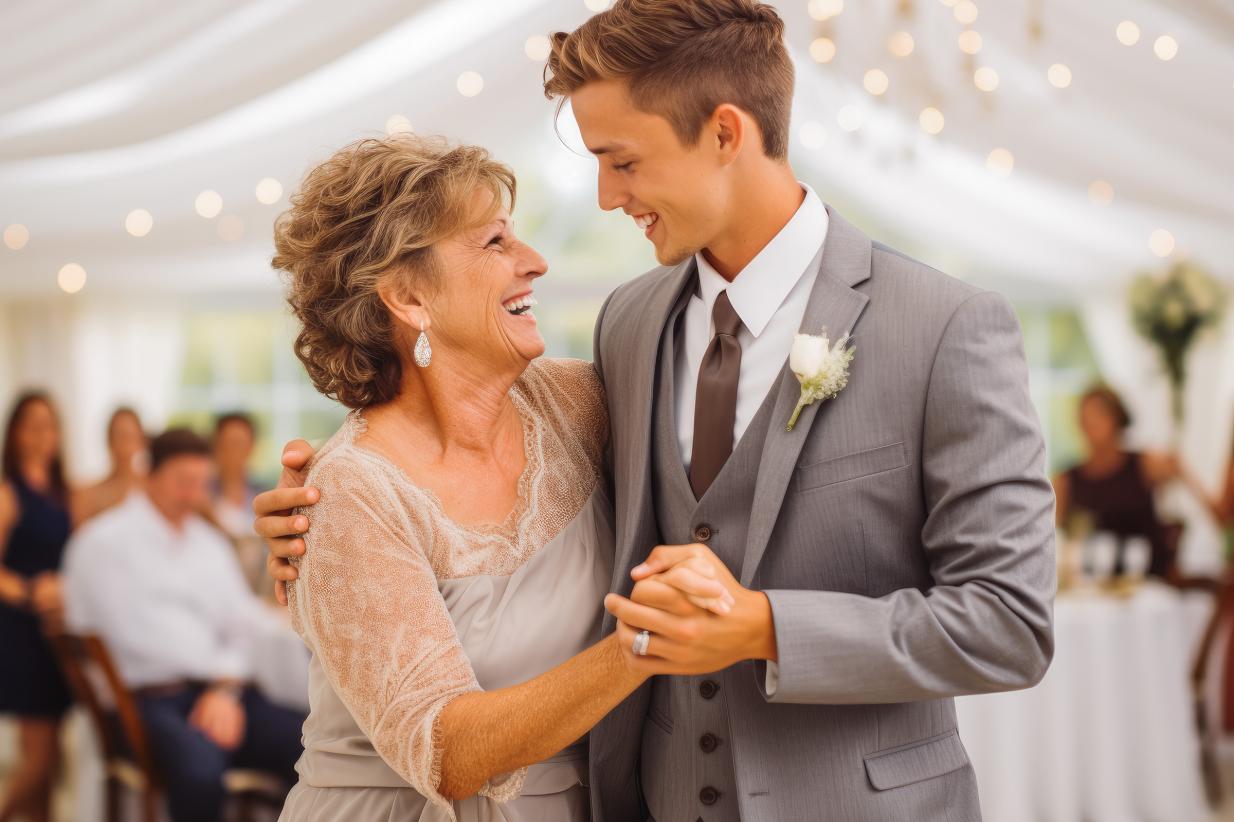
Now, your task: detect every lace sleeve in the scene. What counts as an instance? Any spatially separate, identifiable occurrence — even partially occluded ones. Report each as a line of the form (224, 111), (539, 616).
(286, 448), (524, 816)
(521, 357), (609, 473)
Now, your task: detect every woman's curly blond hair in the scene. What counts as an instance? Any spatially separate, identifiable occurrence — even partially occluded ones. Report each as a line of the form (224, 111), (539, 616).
(273, 135), (516, 409)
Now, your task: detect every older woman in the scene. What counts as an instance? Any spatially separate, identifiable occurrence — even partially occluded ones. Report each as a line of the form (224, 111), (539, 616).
(270, 136), (727, 822)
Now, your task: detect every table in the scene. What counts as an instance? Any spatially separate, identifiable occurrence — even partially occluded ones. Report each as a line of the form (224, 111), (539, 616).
(956, 582), (1213, 822)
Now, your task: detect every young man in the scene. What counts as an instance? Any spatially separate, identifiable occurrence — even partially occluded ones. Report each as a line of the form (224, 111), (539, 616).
(64, 429), (304, 822)
(257, 1), (1055, 819)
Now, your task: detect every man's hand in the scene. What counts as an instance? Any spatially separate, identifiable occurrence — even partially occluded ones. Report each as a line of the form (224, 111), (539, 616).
(604, 543), (778, 676)
(253, 440), (319, 605)
(189, 686), (246, 751)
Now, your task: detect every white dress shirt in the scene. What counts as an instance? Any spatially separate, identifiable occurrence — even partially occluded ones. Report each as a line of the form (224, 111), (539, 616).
(64, 493), (275, 689)
(674, 183), (828, 467)
(673, 184), (827, 696)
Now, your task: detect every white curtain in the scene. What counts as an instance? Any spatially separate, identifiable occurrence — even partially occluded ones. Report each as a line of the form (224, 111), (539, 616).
(1079, 289), (1233, 576)
(0, 297), (185, 483)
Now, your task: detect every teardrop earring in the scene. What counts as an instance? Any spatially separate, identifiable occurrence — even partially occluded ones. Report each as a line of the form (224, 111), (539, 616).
(414, 322), (432, 368)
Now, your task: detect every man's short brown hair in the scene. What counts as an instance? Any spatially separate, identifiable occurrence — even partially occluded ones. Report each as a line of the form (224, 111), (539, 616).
(149, 428), (212, 473)
(543, 0), (794, 159)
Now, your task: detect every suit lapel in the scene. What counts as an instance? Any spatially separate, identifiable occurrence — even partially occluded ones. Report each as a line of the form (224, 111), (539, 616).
(739, 208), (873, 586)
(612, 259), (697, 587)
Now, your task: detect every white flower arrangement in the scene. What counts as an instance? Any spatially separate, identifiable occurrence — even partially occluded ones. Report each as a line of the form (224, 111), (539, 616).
(1129, 261), (1226, 423)
(786, 329), (855, 432)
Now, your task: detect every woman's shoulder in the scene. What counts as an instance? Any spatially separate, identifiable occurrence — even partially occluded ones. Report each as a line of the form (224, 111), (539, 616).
(519, 357), (609, 461)
(303, 414), (395, 497)
(519, 357), (606, 419)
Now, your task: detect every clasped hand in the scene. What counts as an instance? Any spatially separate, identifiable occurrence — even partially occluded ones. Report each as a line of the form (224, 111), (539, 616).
(603, 543), (777, 676)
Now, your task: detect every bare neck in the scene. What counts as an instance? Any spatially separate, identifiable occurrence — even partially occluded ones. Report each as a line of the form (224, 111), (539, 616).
(363, 350), (525, 465)
(700, 161), (805, 282)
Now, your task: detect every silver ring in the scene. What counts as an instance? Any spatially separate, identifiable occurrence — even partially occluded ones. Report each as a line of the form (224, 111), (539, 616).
(632, 630), (651, 657)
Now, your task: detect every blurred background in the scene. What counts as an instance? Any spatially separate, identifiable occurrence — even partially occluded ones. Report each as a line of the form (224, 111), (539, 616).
(1, 0), (1231, 819)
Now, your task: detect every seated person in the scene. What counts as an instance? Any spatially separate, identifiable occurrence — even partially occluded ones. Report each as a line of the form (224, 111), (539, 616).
(1054, 384), (1179, 577)
(63, 428), (305, 822)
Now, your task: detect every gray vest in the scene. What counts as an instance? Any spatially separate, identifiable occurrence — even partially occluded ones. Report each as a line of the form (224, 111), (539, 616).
(640, 291), (778, 822)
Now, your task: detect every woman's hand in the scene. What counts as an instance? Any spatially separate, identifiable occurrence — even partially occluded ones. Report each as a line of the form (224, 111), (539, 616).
(30, 572), (63, 619)
(604, 543), (778, 676)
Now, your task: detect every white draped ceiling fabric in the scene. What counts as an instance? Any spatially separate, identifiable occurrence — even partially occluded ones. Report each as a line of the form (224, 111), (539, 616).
(1, 0), (1231, 295)
(0, 0), (1231, 489)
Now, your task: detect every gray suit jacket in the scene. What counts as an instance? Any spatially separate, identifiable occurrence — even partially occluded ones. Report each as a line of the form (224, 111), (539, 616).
(587, 207), (1056, 821)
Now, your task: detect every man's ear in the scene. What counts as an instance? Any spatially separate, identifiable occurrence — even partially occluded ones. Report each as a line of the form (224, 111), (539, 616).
(711, 104), (748, 165)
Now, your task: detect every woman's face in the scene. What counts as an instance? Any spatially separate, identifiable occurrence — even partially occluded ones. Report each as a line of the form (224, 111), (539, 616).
(1079, 397), (1121, 449)
(422, 196), (548, 371)
(110, 412), (147, 469)
(16, 400), (60, 467)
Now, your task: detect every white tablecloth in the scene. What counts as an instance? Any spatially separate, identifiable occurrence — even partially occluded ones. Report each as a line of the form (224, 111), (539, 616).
(251, 609), (311, 712)
(956, 582), (1213, 822)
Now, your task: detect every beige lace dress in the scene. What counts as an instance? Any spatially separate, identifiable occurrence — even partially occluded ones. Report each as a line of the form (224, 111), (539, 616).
(279, 358), (612, 822)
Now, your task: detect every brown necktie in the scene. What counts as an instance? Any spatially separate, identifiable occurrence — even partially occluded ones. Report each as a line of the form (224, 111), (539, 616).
(690, 290), (743, 498)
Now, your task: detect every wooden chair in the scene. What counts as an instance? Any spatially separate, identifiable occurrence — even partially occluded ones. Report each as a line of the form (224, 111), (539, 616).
(50, 632), (287, 822)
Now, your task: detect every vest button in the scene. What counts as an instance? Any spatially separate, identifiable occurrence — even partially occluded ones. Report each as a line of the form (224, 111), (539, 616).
(693, 524), (712, 542)
(700, 679), (720, 700)
(699, 732), (720, 753)
(700, 786), (721, 805)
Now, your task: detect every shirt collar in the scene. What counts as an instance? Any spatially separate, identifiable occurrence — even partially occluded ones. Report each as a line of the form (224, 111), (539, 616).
(694, 183), (828, 338)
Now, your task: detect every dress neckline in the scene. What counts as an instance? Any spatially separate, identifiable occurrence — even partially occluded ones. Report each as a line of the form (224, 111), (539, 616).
(345, 380), (544, 541)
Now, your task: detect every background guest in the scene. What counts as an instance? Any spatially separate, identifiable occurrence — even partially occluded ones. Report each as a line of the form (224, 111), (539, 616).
(211, 412), (259, 540)
(76, 407), (148, 526)
(63, 428), (303, 822)
(1054, 384), (1180, 577)
(0, 392), (73, 822)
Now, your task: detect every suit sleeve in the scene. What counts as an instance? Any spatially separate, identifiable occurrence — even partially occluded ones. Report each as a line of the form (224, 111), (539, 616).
(760, 291), (1056, 704)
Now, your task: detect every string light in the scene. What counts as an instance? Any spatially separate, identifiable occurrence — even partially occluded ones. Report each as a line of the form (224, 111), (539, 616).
(3, 224), (29, 250)
(1149, 229), (1175, 257)
(194, 190), (222, 219)
(1048, 63), (1072, 88)
(864, 69), (890, 96)
(58, 263), (86, 294)
(987, 148), (1015, 176)
(1088, 181), (1114, 205)
(256, 178), (283, 205)
(457, 71), (484, 97)
(1116, 21), (1140, 46)
(525, 35), (551, 61)
(837, 105), (864, 132)
(919, 107), (945, 135)
(385, 115), (413, 135)
(808, 0), (844, 22)
(810, 37), (837, 63)
(974, 66), (1000, 92)
(125, 209), (153, 237)
(888, 31), (915, 58)
(958, 30), (982, 55)
(1154, 35), (1178, 61)
(953, 1), (978, 25)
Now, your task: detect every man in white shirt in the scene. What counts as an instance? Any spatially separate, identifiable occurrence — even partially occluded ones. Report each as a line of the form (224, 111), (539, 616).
(64, 429), (304, 822)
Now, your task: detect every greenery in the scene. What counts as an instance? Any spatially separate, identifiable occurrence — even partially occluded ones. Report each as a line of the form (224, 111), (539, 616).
(1129, 261), (1225, 423)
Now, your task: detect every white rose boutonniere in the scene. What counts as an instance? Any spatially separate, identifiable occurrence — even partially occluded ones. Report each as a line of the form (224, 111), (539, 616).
(786, 329), (855, 432)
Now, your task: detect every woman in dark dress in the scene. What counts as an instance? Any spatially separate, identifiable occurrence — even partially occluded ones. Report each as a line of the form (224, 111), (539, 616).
(0, 392), (73, 822)
(1054, 385), (1179, 578)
